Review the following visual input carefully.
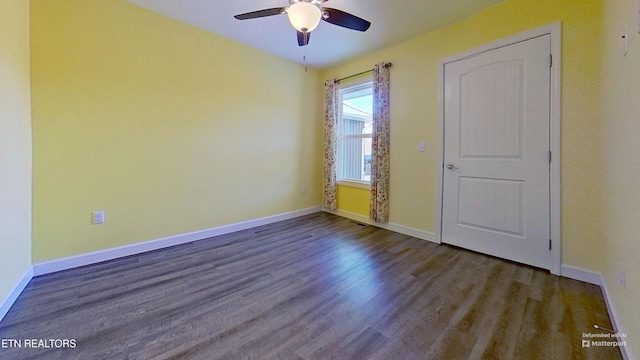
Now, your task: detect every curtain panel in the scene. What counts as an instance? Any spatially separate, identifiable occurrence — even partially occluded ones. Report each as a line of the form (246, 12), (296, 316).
(323, 79), (339, 210)
(370, 63), (391, 223)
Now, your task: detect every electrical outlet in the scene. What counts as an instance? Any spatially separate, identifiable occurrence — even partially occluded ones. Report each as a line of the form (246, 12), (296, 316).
(302, 185), (307, 194)
(92, 210), (105, 225)
(619, 265), (627, 288)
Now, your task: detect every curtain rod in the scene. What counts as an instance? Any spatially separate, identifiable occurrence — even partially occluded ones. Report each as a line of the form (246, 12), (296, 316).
(336, 62), (392, 83)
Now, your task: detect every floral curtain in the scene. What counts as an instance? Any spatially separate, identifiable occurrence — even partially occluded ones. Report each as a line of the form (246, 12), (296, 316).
(323, 79), (339, 210)
(370, 63), (391, 223)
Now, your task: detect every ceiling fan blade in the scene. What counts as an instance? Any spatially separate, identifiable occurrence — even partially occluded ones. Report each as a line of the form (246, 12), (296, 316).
(297, 31), (311, 46)
(321, 8), (371, 32)
(234, 7), (286, 20)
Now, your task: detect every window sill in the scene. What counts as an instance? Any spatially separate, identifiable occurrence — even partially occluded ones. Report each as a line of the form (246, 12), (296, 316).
(338, 180), (371, 190)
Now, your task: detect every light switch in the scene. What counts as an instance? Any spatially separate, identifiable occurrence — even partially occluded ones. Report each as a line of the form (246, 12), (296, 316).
(418, 141), (426, 152)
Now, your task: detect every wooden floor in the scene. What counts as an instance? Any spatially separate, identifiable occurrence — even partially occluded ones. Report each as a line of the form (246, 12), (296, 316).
(0, 213), (621, 359)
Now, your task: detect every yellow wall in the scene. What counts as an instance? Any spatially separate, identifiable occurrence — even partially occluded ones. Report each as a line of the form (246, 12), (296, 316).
(601, 0), (640, 355)
(30, 0), (322, 262)
(7, 0), (639, 356)
(322, 0), (604, 270)
(0, 0), (32, 302)
(337, 186), (370, 216)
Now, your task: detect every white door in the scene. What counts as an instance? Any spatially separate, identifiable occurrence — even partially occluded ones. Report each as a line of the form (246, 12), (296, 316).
(442, 35), (551, 269)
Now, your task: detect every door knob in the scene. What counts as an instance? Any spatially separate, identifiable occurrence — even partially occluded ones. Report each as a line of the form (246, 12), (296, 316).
(446, 163), (459, 170)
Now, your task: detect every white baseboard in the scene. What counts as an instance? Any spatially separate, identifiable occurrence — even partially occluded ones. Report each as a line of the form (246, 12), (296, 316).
(324, 208), (437, 243)
(329, 209), (629, 357)
(33, 206), (322, 276)
(0, 267), (33, 323)
(6, 208), (630, 360)
(560, 264), (603, 286)
(600, 276), (631, 360)
(561, 265), (630, 359)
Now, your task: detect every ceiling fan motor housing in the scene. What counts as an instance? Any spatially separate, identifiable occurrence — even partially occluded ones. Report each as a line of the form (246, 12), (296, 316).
(234, 0), (370, 46)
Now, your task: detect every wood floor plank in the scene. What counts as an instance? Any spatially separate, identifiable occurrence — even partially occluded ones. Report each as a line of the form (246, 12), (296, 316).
(0, 213), (622, 359)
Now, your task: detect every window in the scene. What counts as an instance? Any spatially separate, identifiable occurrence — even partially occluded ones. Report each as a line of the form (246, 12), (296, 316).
(338, 79), (373, 184)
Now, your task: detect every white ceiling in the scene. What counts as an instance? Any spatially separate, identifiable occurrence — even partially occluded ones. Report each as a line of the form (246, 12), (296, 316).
(126, 0), (505, 69)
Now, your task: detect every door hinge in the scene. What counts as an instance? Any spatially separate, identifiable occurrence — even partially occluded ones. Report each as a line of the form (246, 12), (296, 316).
(549, 239), (552, 250)
(549, 151), (552, 164)
(550, 54), (553, 68)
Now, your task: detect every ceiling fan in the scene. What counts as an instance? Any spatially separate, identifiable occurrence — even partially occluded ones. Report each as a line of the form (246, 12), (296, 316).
(234, 0), (371, 46)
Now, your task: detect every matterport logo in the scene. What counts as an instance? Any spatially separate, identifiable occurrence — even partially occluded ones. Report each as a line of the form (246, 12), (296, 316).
(581, 330), (627, 348)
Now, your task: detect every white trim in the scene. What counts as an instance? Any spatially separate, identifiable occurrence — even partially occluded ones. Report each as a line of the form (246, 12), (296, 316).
(324, 208), (437, 243)
(560, 264), (603, 286)
(33, 206), (322, 276)
(337, 180), (371, 190)
(1, 212), (627, 359)
(439, 23), (560, 64)
(337, 78), (373, 184)
(548, 22), (563, 276)
(435, 44), (446, 247)
(331, 205), (625, 358)
(560, 265), (630, 359)
(0, 267), (34, 323)
(436, 23), (562, 274)
(600, 277), (631, 360)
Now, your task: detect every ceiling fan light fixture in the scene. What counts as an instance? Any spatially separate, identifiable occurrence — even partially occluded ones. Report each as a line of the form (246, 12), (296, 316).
(287, 2), (321, 33)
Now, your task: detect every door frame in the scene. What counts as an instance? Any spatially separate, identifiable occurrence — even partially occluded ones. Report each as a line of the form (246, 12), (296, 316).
(436, 23), (562, 274)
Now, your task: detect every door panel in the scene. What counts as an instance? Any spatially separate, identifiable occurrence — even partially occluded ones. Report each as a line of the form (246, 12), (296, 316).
(442, 35), (551, 269)
(460, 61), (524, 159)
(458, 177), (524, 236)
